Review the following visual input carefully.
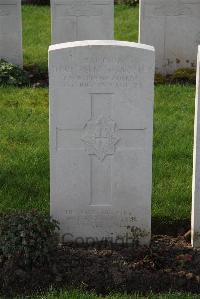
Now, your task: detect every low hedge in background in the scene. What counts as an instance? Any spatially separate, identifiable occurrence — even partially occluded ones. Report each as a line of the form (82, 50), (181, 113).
(22, 0), (50, 4)
(114, 0), (139, 5)
(23, 0), (139, 5)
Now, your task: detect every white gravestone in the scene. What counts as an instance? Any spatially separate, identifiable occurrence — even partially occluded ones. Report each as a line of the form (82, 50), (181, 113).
(0, 0), (23, 67)
(192, 46), (200, 247)
(51, 0), (113, 44)
(49, 40), (155, 245)
(139, 0), (200, 74)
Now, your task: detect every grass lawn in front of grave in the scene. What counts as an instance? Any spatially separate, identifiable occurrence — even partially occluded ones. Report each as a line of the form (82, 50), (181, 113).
(0, 85), (195, 230)
(22, 5), (51, 71)
(22, 4), (139, 71)
(115, 4), (139, 42)
(3, 290), (200, 299)
(0, 87), (49, 212)
(152, 84), (195, 232)
(31, 293), (200, 299)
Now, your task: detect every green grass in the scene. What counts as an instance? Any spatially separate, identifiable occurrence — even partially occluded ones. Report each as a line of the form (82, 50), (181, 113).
(22, 5), (51, 71)
(2, 290), (200, 299)
(0, 87), (49, 212)
(37, 292), (200, 299)
(115, 5), (139, 42)
(153, 85), (195, 222)
(22, 4), (139, 70)
(0, 85), (195, 223)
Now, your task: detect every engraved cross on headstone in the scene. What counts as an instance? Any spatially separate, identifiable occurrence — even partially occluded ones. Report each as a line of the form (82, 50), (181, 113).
(55, 1), (106, 40)
(56, 93), (146, 207)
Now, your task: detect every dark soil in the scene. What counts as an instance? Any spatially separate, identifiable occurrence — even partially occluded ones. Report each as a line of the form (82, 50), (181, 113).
(23, 66), (196, 88)
(24, 66), (49, 87)
(2, 234), (200, 297)
(152, 218), (190, 236)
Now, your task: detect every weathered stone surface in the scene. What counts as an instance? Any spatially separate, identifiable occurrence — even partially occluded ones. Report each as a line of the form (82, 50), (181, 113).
(139, 0), (200, 74)
(51, 0), (113, 44)
(0, 0), (23, 66)
(192, 46), (200, 248)
(49, 40), (155, 245)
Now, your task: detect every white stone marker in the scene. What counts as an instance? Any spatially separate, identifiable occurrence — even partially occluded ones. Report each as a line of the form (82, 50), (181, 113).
(192, 46), (200, 247)
(139, 0), (200, 74)
(0, 0), (23, 67)
(49, 40), (155, 245)
(51, 0), (113, 44)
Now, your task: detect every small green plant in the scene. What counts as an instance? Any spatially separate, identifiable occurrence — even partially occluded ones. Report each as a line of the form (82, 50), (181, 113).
(171, 68), (196, 84)
(155, 68), (196, 85)
(0, 211), (60, 268)
(0, 60), (29, 86)
(155, 73), (166, 85)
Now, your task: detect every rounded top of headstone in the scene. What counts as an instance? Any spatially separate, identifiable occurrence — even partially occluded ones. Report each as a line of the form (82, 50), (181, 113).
(49, 40), (155, 53)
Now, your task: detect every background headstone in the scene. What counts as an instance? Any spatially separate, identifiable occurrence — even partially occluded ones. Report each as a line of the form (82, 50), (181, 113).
(139, 0), (200, 74)
(0, 0), (23, 67)
(192, 46), (200, 248)
(49, 40), (155, 245)
(51, 0), (113, 44)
